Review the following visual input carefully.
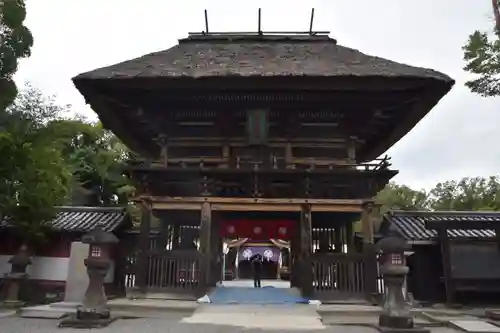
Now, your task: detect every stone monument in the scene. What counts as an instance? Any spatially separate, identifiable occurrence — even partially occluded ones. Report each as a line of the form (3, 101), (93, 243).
(59, 226), (118, 328)
(2, 245), (31, 308)
(63, 241), (90, 304)
(376, 234), (428, 333)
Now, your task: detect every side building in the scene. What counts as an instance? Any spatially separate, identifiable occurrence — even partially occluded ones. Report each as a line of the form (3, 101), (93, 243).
(381, 210), (500, 305)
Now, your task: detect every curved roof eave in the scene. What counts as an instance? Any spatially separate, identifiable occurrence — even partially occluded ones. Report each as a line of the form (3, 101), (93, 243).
(359, 77), (454, 162)
(73, 73), (454, 162)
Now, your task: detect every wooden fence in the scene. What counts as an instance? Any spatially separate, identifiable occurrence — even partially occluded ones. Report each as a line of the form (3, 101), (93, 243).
(311, 253), (365, 300)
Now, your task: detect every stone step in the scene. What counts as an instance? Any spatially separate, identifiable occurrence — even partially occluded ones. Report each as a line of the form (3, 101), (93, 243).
(448, 320), (500, 333)
(20, 304), (73, 319)
(486, 309), (500, 321)
(107, 298), (198, 318)
(182, 304), (325, 330)
(0, 310), (16, 318)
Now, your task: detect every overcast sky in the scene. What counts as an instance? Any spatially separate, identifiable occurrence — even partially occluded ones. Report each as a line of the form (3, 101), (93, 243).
(14, 0), (500, 190)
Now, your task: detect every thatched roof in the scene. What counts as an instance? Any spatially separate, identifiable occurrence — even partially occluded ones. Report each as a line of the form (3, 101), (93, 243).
(72, 33), (454, 160)
(74, 34), (452, 81)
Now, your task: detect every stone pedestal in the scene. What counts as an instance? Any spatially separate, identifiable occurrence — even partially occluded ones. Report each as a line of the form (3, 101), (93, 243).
(1, 245), (31, 308)
(59, 226), (118, 329)
(2, 273), (27, 308)
(375, 235), (428, 333)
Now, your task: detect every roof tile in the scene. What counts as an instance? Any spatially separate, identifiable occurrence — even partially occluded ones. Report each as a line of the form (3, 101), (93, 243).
(0, 206), (128, 232)
(385, 211), (499, 241)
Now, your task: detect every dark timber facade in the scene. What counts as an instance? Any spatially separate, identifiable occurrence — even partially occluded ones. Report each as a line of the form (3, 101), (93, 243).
(73, 31), (454, 301)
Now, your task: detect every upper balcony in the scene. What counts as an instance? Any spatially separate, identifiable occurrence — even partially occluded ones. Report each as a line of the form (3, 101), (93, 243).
(127, 155), (397, 200)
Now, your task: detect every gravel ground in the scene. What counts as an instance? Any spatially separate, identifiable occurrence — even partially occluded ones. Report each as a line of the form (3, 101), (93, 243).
(0, 317), (380, 333)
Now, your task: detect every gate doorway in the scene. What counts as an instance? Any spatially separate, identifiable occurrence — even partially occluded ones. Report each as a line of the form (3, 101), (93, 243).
(218, 212), (297, 284)
(120, 200), (376, 303)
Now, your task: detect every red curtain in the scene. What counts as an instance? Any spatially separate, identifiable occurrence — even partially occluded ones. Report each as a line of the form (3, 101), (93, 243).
(220, 219), (294, 240)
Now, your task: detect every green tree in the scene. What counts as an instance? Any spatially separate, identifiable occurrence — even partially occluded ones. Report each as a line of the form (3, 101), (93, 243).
(428, 176), (500, 211)
(0, 0), (34, 110)
(0, 85), (72, 248)
(463, 1), (500, 96)
(375, 182), (430, 213)
(64, 121), (134, 206)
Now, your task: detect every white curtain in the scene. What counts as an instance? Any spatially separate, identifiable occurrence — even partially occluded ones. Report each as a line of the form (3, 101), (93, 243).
(269, 238), (290, 249)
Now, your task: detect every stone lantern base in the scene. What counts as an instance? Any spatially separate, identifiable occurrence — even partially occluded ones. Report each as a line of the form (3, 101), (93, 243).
(2, 273), (28, 309)
(2, 300), (26, 309)
(58, 308), (116, 329)
(376, 315), (430, 333)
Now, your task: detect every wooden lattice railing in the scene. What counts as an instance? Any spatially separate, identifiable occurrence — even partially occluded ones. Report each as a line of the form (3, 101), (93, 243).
(311, 253), (365, 299)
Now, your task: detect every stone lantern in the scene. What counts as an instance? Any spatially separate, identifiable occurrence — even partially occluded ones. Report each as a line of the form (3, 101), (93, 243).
(376, 234), (427, 333)
(3, 245), (31, 308)
(60, 226), (118, 329)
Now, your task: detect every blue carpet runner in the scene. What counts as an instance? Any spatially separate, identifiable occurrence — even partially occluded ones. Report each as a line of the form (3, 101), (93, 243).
(208, 286), (309, 304)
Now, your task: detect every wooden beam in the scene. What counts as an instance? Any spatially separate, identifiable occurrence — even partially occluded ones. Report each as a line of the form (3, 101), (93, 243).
(165, 137), (351, 144)
(142, 196), (364, 205)
(164, 140), (348, 149)
(144, 196), (364, 212)
(291, 157), (350, 166)
(151, 201), (362, 212)
(116, 86), (423, 105)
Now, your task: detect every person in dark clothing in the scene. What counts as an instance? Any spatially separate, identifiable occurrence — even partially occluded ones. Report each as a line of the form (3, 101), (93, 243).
(251, 254), (263, 288)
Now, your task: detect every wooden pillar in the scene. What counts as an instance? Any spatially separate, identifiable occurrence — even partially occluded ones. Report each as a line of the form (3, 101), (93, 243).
(157, 215), (169, 251)
(222, 144), (230, 168)
(136, 198), (152, 294)
(362, 201), (377, 297)
(285, 142), (292, 165)
(346, 221), (354, 253)
(347, 136), (357, 164)
(438, 227), (454, 306)
(290, 218), (301, 287)
(160, 144), (169, 167)
(300, 204), (313, 297)
(172, 223), (180, 249)
(496, 227), (500, 252)
(361, 201), (374, 244)
(334, 223), (342, 253)
(198, 202), (212, 293)
(209, 213), (220, 286)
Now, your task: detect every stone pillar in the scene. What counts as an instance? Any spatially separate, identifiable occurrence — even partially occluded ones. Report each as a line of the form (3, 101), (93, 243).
(3, 245), (31, 308)
(59, 226), (119, 329)
(376, 235), (427, 333)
